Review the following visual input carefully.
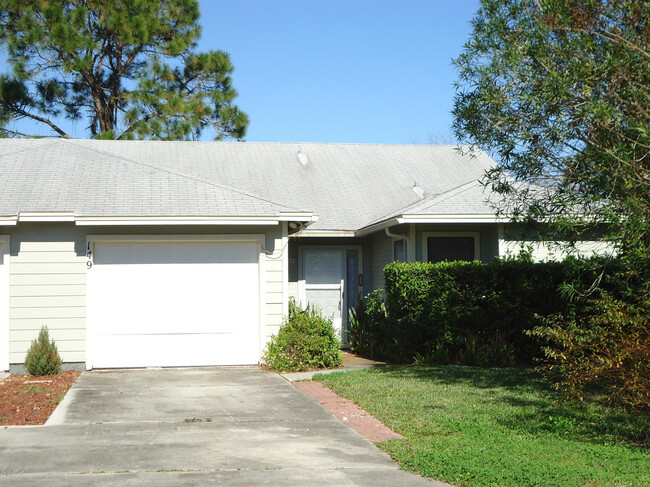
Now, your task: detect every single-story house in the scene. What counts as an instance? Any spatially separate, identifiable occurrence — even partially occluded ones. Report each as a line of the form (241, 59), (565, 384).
(0, 139), (609, 371)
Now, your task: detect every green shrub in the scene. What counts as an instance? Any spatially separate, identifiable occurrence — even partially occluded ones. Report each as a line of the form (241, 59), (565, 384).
(263, 300), (342, 372)
(530, 291), (650, 412)
(379, 259), (568, 365)
(352, 255), (649, 410)
(353, 256), (646, 368)
(349, 290), (391, 359)
(24, 326), (62, 376)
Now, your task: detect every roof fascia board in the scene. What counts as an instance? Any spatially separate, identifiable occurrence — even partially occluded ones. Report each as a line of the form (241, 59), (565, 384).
(355, 218), (401, 237)
(397, 214), (504, 224)
(356, 214), (505, 236)
(0, 216), (18, 226)
(292, 230), (357, 238)
(277, 212), (317, 222)
(75, 216), (281, 226)
(18, 212), (75, 222)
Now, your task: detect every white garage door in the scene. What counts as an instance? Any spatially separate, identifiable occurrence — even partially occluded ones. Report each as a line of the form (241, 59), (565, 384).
(87, 239), (260, 368)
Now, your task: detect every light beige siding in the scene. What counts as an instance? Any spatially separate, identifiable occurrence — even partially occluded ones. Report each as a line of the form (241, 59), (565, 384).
(8, 238), (86, 364)
(5, 223), (287, 367)
(264, 231), (285, 339)
(499, 239), (615, 262)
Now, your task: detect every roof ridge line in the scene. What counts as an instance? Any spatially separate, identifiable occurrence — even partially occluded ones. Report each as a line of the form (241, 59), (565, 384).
(416, 179), (483, 208)
(357, 179), (485, 230)
(0, 139), (60, 159)
(64, 139), (304, 213)
(77, 139), (474, 148)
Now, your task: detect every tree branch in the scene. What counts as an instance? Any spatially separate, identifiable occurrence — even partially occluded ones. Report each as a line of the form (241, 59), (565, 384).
(11, 107), (71, 138)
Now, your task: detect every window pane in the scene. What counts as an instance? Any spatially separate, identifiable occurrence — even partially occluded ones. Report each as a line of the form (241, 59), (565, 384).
(393, 240), (406, 262)
(427, 237), (475, 263)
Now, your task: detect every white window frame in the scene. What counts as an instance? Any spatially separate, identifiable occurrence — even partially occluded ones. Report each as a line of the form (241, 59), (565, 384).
(422, 232), (481, 263)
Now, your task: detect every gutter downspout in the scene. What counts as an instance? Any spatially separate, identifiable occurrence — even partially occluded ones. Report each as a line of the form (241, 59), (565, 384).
(385, 226), (409, 242)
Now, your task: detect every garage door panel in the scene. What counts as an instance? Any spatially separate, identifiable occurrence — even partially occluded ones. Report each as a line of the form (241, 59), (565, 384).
(95, 332), (259, 368)
(93, 262), (257, 335)
(89, 239), (261, 367)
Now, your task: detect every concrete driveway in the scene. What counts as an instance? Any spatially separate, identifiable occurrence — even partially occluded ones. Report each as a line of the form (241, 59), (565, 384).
(0, 368), (445, 486)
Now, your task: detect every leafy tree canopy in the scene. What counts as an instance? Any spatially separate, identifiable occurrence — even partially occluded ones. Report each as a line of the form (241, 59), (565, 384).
(0, 0), (248, 140)
(453, 0), (649, 262)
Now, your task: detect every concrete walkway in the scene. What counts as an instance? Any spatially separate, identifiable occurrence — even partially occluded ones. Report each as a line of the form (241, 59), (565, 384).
(0, 367), (447, 486)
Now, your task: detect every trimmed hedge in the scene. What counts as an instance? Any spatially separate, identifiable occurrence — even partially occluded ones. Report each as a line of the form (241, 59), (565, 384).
(350, 257), (643, 367)
(387, 259), (567, 365)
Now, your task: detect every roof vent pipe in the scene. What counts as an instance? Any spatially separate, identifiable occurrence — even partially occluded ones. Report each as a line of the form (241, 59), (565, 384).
(297, 144), (309, 166)
(412, 179), (424, 199)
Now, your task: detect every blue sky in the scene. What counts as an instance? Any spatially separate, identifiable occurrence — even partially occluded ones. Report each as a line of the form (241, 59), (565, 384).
(3, 0), (482, 144)
(200, 0), (481, 144)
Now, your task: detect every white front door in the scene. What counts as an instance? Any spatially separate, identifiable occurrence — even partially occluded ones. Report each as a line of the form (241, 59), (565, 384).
(301, 248), (346, 339)
(87, 238), (260, 368)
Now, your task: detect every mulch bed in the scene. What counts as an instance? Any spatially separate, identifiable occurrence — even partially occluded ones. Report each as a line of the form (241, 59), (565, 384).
(0, 370), (81, 426)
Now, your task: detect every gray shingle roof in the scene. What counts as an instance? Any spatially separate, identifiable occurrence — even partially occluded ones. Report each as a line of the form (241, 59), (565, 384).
(0, 139), (497, 230)
(0, 139), (302, 219)
(368, 179), (499, 225)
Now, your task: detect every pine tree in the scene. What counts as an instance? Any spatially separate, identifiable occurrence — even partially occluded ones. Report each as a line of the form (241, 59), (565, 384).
(0, 0), (248, 140)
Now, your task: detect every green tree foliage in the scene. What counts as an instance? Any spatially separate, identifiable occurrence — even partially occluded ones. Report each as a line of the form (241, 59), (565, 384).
(530, 292), (650, 412)
(453, 0), (649, 262)
(453, 2), (649, 410)
(24, 325), (62, 376)
(0, 0), (248, 140)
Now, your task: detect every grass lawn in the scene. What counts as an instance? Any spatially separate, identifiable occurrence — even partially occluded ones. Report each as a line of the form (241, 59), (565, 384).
(314, 366), (649, 487)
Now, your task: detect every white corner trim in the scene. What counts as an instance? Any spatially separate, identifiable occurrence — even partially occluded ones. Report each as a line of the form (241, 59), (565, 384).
(257, 237), (266, 365)
(281, 222), (289, 319)
(408, 224), (416, 263)
(0, 236), (9, 371)
(422, 231), (481, 263)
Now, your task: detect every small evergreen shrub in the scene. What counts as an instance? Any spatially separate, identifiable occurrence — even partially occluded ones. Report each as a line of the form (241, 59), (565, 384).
(24, 326), (62, 376)
(263, 300), (342, 372)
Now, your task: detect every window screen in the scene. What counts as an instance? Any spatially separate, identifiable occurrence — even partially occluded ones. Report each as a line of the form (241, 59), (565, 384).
(427, 236), (475, 263)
